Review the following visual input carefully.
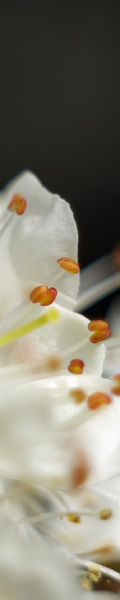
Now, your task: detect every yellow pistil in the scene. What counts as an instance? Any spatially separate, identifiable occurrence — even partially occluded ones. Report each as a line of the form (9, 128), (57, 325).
(0, 308), (59, 347)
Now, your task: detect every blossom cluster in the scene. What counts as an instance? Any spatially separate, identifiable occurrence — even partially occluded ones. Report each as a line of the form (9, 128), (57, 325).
(0, 171), (120, 598)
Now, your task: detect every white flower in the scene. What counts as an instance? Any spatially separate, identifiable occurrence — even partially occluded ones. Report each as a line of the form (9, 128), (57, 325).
(0, 170), (120, 492)
(0, 304), (108, 489)
(0, 171), (120, 598)
(0, 170), (115, 491)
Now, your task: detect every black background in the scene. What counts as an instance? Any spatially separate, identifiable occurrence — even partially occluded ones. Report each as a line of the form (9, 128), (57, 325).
(1, 1), (120, 318)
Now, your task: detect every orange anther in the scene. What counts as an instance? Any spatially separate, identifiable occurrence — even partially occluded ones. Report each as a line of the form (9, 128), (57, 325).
(88, 320), (110, 343)
(30, 286), (48, 303)
(88, 391), (111, 410)
(111, 374), (120, 396)
(30, 286), (57, 306)
(70, 388), (86, 403)
(57, 257), (80, 274)
(68, 359), (84, 374)
(8, 194), (27, 215)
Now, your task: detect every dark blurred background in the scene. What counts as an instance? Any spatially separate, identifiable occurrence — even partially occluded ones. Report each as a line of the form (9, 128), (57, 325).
(1, 0), (120, 317)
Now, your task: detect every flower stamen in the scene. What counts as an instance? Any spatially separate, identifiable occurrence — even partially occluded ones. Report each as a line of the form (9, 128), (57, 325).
(67, 513), (81, 523)
(0, 286), (57, 334)
(7, 194), (27, 215)
(18, 508), (96, 526)
(30, 285), (57, 306)
(57, 257), (80, 274)
(88, 320), (110, 343)
(99, 508), (112, 520)
(0, 194), (27, 239)
(88, 392), (112, 410)
(68, 359), (85, 374)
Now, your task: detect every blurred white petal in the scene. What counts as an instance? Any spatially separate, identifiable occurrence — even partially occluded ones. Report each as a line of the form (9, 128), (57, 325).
(0, 171), (79, 313)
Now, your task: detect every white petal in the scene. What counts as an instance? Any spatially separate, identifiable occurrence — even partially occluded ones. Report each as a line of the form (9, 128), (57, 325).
(0, 373), (114, 488)
(75, 395), (120, 484)
(54, 481), (120, 562)
(0, 171), (79, 314)
(0, 513), (80, 600)
(0, 305), (105, 377)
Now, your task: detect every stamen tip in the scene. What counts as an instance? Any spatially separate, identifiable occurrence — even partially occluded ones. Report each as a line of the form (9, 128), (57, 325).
(8, 194), (27, 215)
(68, 359), (85, 374)
(88, 392), (112, 410)
(30, 286), (57, 306)
(88, 320), (111, 343)
(57, 257), (80, 274)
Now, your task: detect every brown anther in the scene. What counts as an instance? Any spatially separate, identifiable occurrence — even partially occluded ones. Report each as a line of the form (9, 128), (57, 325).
(68, 359), (85, 375)
(47, 355), (61, 372)
(99, 508), (112, 520)
(67, 513), (81, 524)
(111, 374), (120, 396)
(88, 319), (111, 343)
(70, 388), (86, 403)
(57, 257), (80, 274)
(8, 194), (27, 215)
(30, 285), (57, 306)
(88, 391), (111, 410)
(72, 453), (90, 489)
